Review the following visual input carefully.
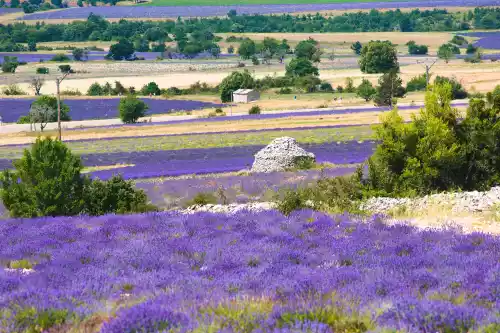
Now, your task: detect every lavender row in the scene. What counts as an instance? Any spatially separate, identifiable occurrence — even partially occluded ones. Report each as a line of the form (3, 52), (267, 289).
(458, 31), (500, 50)
(0, 98), (223, 123)
(0, 210), (498, 331)
(136, 167), (356, 209)
(64, 102), (469, 132)
(88, 141), (376, 180)
(21, 1), (500, 19)
(0, 51), (236, 63)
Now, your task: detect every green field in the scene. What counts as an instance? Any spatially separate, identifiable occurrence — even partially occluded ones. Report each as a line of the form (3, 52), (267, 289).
(140, 0), (408, 7)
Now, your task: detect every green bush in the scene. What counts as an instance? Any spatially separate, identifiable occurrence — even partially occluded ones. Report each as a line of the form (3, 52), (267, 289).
(185, 192), (218, 207)
(87, 82), (103, 96)
(248, 105), (261, 115)
(275, 188), (311, 216)
(434, 76), (467, 99)
(140, 81), (161, 96)
(0, 137), (157, 218)
(50, 53), (70, 62)
(219, 70), (255, 102)
(406, 74), (428, 92)
(83, 175), (157, 216)
(1, 61), (18, 73)
(363, 83), (500, 196)
(36, 67), (49, 74)
(118, 95), (149, 123)
(0, 137), (86, 218)
(1, 84), (26, 95)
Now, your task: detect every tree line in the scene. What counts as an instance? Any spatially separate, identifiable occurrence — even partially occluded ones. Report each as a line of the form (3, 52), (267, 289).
(0, 7), (499, 49)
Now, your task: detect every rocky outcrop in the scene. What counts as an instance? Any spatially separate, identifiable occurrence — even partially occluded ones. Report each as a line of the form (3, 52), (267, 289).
(251, 137), (315, 173)
(182, 202), (276, 215)
(361, 186), (500, 214)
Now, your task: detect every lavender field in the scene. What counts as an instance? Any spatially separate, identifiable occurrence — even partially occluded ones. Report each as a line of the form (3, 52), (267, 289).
(19, 0), (500, 19)
(459, 31), (500, 50)
(0, 210), (498, 332)
(0, 98), (223, 123)
(0, 51), (236, 63)
(0, 140), (376, 179)
(136, 167), (356, 208)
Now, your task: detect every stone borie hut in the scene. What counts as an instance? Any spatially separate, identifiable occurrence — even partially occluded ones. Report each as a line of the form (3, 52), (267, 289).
(232, 89), (260, 103)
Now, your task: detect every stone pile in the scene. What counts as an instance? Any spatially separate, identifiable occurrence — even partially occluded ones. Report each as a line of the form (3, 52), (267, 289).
(182, 202), (276, 215)
(361, 186), (500, 214)
(251, 137), (315, 173)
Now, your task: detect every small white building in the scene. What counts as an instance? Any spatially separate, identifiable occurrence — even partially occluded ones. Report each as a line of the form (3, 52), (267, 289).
(232, 89), (260, 103)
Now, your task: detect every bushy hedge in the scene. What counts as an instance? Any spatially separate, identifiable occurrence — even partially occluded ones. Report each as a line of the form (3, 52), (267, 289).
(276, 84), (500, 214)
(0, 137), (156, 218)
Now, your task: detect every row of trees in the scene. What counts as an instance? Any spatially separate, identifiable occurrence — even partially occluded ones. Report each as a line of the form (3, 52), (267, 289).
(0, 8), (499, 48)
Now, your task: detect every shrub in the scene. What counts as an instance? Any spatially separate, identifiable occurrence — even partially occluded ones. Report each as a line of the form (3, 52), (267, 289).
(36, 67), (49, 74)
(248, 105), (261, 115)
(58, 64), (72, 73)
(0, 138), (156, 218)
(1, 61), (18, 73)
(219, 70), (254, 102)
(140, 82), (161, 96)
(60, 88), (82, 96)
(434, 76), (467, 99)
(1, 84), (26, 95)
(407, 41), (428, 55)
(275, 188), (311, 216)
(364, 83), (500, 196)
(83, 175), (157, 216)
(0, 137), (86, 218)
(251, 56), (260, 65)
(118, 95), (149, 123)
(277, 87), (293, 94)
(319, 82), (333, 92)
(406, 74), (428, 92)
(87, 82), (104, 96)
(466, 43), (478, 54)
(185, 192), (218, 207)
(450, 35), (468, 46)
(215, 108), (224, 114)
(50, 53), (71, 62)
(356, 79), (376, 101)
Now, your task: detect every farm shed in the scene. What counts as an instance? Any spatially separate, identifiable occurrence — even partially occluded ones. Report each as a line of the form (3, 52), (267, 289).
(232, 89), (260, 103)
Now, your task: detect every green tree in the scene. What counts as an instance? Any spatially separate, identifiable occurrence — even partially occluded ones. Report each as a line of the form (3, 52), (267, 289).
(140, 81), (161, 96)
(434, 76), (468, 99)
(51, 53), (70, 62)
(1, 56), (18, 73)
(0, 137), (85, 218)
(72, 48), (86, 61)
(351, 41), (362, 55)
(364, 83), (500, 196)
(227, 45), (235, 54)
(261, 37), (280, 58)
(118, 95), (148, 123)
(356, 79), (376, 102)
(294, 38), (321, 62)
(107, 39), (135, 60)
(406, 74), (428, 92)
(248, 105), (261, 114)
(294, 75), (321, 93)
(30, 95), (71, 122)
(27, 40), (37, 52)
(219, 70), (255, 102)
(466, 43), (478, 54)
(359, 40), (399, 74)
(87, 82), (103, 96)
(345, 77), (355, 93)
(373, 70), (406, 107)
(437, 43), (458, 63)
(238, 39), (256, 60)
(407, 41), (428, 55)
(82, 175), (156, 216)
(58, 64), (72, 73)
(285, 58), (318, 77)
